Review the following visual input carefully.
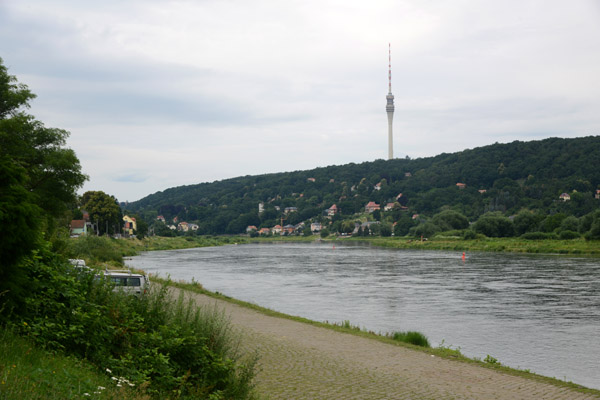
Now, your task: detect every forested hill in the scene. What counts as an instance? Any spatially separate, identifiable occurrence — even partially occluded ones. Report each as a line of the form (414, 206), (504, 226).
(127, 136), (600, 235)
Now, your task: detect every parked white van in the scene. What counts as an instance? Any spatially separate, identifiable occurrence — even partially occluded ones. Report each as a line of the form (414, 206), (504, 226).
(102, 269), (150, 295)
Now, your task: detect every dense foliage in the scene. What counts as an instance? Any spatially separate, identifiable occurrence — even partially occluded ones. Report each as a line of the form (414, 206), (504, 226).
(128, 136), (600, 239)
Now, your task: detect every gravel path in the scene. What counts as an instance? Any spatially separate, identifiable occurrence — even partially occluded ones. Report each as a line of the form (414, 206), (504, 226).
(180, 289), (600, 400)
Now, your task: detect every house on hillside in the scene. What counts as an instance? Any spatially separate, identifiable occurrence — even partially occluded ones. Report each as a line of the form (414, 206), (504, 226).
(283, 224), (295, 235)
(246, 225), (258, 233)
(365, 201), (380, 213)
(311, 222), (322, 233)
(374, 182), (382, 191)
(596, 190), (600, 200)
(178, 221), (189, 232)
(259, 227), (271, 235)
(327, 204), (338, 216)
(384, 202), (396, 211)
(272, 225), (282, 235)
(456, 182), (467, 190)
(284, 207), (298, 214)
(307, 177), (316, 182)
(157, 215), (166, 223)
(559, 193), (571, 201)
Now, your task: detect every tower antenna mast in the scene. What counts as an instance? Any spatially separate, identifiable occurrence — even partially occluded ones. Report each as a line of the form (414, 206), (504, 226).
(386, 43), (395, 160)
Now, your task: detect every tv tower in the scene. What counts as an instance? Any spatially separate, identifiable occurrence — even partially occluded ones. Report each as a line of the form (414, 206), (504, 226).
(386, 43), (395, 160)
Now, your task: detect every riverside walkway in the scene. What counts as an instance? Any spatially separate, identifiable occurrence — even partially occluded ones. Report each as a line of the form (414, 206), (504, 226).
(182, 289), (600, 400)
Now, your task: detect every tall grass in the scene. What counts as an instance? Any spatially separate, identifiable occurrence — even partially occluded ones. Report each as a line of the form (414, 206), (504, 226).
(0, 327), (142, 400)
(389, 331), (431, 347)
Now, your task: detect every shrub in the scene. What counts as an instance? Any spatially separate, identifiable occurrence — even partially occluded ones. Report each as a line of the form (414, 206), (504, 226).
(66, 235), (124, 265)
(559, 230), (580, 240)
(390, 331), (430, 348)
(473, 213), (514, 237)
(520, 232), (558, 240)
(462, 229), (478, 240)
(9, 246), (256, 399)
(431, 210), (469, 231)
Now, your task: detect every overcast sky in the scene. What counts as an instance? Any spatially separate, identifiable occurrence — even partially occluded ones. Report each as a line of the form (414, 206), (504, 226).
(2, 1), (600, 202)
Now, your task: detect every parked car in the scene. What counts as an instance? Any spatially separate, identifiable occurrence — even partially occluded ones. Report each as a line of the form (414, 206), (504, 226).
(101, 269), (150, 295)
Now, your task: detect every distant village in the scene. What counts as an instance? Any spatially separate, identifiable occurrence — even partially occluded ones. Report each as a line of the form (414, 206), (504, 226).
(69, 175), (590, 238)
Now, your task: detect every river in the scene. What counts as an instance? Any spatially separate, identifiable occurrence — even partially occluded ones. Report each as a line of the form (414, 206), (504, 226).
(126, 241), (600, 389)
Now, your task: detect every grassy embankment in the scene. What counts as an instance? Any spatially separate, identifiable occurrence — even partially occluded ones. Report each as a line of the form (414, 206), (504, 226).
(0, 328), (140, 400)
(3, 236), (258, 400)
(359, 235), (600, 255)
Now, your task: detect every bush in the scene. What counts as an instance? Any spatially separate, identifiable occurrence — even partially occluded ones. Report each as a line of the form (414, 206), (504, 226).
(66, 235), (125, 265)
(473, 213), (514, 237)
(462, 229), (478, 240)
(520, 232), (558, 240)
(559, 230), (580, 240)
(390, 331), (430, 347)
(8, 246), (257, 399)
(431, 210), (469, 231)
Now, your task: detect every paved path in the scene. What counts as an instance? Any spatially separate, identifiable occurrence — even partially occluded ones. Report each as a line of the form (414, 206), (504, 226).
(180, 290), (600, 400)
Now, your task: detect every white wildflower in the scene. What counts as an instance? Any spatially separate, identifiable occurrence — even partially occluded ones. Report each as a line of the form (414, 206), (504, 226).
(105, 368), (112, 373)
(97, 386), (105, 390)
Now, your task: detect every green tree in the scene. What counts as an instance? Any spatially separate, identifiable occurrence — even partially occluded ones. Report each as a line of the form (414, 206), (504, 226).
(0, 157), (43, 304)
(82, 191), (122, 236)
(0, 58), (86, 221)
(513, 211), (543, 235)
(431, 210), (469, 231)
(135, 218), (149, 238)
(473, 212), (514, 237)
(380, 223), (392, 237)
(0, 58), (87, 311)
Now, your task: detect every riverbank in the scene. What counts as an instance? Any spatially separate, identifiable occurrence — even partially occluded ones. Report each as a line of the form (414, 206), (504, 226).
(356, 235), (600, 255)
(249, 235), (600, 255)
(67, 235), (600, 269)
(165, 280), (600, 399)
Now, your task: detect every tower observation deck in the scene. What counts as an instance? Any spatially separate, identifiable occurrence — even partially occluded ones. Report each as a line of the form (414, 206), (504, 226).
(386, 43), (395, 160)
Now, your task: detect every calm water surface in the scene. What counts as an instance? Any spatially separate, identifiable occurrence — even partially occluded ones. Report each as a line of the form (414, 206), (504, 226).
(126, 242), (600, 389)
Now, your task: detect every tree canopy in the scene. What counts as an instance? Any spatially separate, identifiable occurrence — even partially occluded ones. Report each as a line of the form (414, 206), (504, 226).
(0, 58), (87, 307)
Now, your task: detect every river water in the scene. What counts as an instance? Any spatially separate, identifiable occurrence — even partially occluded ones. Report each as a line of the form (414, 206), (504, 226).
(126, 242), (600, 389)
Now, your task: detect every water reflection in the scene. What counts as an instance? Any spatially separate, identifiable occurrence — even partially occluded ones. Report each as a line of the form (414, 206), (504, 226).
(126, 242), (600, 389)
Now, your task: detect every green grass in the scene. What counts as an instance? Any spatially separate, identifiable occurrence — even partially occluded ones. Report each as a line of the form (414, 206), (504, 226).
(389, 331), (430, 347)
(351, 236), (600, 255)
(0, 327), (142, 400)
(66, 235), (250, 268)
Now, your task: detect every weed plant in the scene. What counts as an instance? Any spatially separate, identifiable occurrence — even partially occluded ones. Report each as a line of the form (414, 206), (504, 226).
(389, 331), (431, 347)
(3, 244), (256, 399)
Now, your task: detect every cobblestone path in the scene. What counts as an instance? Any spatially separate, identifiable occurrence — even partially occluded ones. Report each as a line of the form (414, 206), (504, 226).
(182, 290), (600, 400)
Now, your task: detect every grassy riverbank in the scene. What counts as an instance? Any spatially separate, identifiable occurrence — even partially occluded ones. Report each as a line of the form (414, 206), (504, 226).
(338, 235), (600, 255)
(65, 235), (249, 268)
(65, 234), (600, 270)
